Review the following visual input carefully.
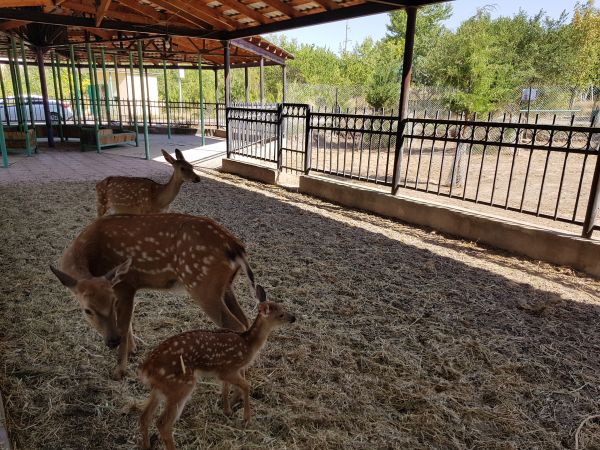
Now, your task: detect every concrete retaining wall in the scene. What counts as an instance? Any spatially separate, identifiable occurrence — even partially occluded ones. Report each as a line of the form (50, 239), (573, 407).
(221, 158), (277, 185)
(299, 175), (600, 279)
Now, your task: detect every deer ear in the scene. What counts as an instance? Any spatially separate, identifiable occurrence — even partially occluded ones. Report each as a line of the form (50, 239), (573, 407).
(161, 149), (176, 164)
(258, 302), (270, 316)
(104, 258), (132, 287)
(175, 148), (185, 161)
(50, 265), (78, 289)
(256, 284), (267, 303)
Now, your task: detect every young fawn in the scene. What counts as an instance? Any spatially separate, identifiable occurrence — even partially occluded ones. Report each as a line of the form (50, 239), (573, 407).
(95, 148), (200, 216)
(139, 286), (296, 450)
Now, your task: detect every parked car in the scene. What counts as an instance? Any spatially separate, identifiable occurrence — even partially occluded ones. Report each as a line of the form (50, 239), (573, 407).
(0, 95), (74, 124)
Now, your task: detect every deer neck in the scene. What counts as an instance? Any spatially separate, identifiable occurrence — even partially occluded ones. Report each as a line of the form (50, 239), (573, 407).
(242, 315), (275, 354)
(156, 171), (184, 209)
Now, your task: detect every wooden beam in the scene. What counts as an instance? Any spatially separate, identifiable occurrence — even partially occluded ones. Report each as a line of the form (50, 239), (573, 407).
(258, 0), (299, 18)
(232, 38), (286, 65)
(0, 19), (29, 31)
(116, 0), (163, 21)
(96, 0), (112, 26)
(216, 0), (270, 25)
(311, 0), (339, 11)
(63, 1), (156, 25)
(149, 0), (215, 30)
(176, 0), (237, 30)
(0, 8), (218, 37)
(0, 0), (51, 6)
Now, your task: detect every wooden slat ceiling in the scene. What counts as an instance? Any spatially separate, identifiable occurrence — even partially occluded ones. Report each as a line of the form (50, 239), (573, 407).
(0, 0), (448, 66)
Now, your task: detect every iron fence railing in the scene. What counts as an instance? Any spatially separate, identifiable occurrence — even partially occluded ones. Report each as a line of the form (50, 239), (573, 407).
(226, 104), (600, 237)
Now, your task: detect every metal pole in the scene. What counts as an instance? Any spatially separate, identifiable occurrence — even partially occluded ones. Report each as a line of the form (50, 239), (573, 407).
(223, 40), (230, 107)
(114, 54), (122, 126)
(77, 64), (87, 124)
(282, 64), (287, 103)
(244, 66), (249, 103)
(583, 154), (600, 238)
(137, 40), (150, 160)
(391, 6), (417, 194)
(19, 38), (35, 154)
(145, 67), (152, 127)
(100, 48), (111, 124)
(86, 43), (101, 152)
(259, 57), (264, 105)
(36, 47), (54, 147)
(163, 59), (171, 139)
(65, 53), (75, 140)
(55, 52), (67, 138)
(0, 64), (10, 127)
(50, 52), (64, 141)
(69, 45), (82, 125)
(11, 36), (30, 156)
(8, 37), (22, 131)
(91, 50), (103, 126)
(128, 52), (138, 145)
(198, 53), (205, 145)
(214, 68), (219, 129)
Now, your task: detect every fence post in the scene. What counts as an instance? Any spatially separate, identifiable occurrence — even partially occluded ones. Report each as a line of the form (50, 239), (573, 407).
(276, 103), (284, 171)
(304, 105), (312, 174)
(225, 105), (230, 158)
(582, 153), (600, 238)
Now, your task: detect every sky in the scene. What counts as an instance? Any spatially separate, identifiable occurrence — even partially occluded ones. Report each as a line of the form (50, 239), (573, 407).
(271, 0), (583, 53)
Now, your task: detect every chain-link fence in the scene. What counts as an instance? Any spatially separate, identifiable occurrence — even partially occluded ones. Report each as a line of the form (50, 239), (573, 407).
(285, 82), (600, 126)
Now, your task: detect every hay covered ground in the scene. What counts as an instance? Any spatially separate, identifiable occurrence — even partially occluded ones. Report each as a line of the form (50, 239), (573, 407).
(2, 170), (600, 449)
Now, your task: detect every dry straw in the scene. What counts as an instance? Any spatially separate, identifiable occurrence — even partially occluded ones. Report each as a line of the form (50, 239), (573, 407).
(1, 171), (600, 449)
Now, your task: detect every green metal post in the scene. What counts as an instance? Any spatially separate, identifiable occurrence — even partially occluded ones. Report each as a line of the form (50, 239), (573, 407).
(86, 44), (101, 153)
(128, 52), (138, 146)
(69, 45), (82, 125)
(11, 36), (30, 156)
(21, 39), (37, 153)
(198, 54), (205, 145)
(77, 64), (87, 124)
(0, 65), (10, 126)
(50, 52), (64, 141)
(55, 51), (67, 136)
(163, 59), (171, 139)
(137, 42), (149, 159)
(91, 51), (102, 126)
(100, 48), (111, 124)
(113, 54), (122, 126)
(65, 54), (75, 141)
(8, 37), (23, 131)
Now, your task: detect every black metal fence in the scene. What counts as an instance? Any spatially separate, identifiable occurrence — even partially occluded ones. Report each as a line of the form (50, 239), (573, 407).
(226, 104), (600, 237)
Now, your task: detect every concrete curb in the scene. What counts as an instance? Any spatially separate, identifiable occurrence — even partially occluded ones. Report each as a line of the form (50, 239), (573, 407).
(221, 158), (278, 185)
(298, 174), (600, 279)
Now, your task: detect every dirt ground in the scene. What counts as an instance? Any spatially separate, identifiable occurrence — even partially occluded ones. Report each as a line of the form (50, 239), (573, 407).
(2, 170), (600, 449)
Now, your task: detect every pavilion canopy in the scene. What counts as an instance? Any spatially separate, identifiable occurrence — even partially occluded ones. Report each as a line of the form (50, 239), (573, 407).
(0, 0), (449, 43)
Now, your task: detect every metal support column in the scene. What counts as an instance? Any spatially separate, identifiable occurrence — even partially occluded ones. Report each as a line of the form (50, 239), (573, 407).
(128, 52), (138, 145)
(145, 67), (152, 127)
(114, 54), (122, 126)
(214, 68), (219, 129)
(69, 45), (82, 126)
(391, 6), (417, 194)
(198, 54), (205, 145)
(10, 36), (30, 156)
(244, 66), (249, 103)
(259, 57), (264, 105)
(223, 40), (230, 107)
(19, 38), (35, 153)
(77, 65), (87, 124)
(50, 52), (64, 141)
(100, 48), (111, 124)
(163, 59), (171, 139)
(36, 47), (54, 147)
(0, 64), (10, 126)
(86, 43), (101, 152)
(137, 41), (150, 159)
(282, 64), (287, 103)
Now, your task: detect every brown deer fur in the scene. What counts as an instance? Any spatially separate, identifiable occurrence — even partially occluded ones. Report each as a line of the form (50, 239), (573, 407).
(50, 213), (257, 380)
(139, 290), (295, 450)
(95, 149), (201, 216)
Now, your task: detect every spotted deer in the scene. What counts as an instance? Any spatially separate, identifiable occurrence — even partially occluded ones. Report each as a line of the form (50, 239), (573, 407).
(95, 149), (201, 216)
(50, 213), (258, 380)
(139, 286), (296, 450)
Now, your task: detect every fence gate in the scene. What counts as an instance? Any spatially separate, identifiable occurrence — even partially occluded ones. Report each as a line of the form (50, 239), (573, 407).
(279, 104), (310, 173)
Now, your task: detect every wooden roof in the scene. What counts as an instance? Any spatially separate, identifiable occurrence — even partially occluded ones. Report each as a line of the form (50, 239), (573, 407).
(0, 0), (448, 66)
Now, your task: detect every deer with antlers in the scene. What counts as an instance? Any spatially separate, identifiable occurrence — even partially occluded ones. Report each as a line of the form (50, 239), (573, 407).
(139, 285), (296, 450)
(95, 149), (201, 217)
(50, 213), (258, 380)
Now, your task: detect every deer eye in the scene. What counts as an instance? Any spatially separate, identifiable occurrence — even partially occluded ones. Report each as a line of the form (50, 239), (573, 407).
(84, 308), (93, 316)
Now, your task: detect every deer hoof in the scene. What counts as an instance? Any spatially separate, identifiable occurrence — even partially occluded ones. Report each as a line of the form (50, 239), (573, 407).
(111, 366), (126, 381)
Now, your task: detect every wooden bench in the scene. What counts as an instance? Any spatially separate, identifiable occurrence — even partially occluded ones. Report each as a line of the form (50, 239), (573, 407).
(80, 126), (137, 151)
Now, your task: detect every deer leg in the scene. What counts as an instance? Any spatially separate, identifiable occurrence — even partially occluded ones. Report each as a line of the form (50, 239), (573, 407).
(223, 287), (250, 330)
(187, 278), (246, 332)
(112, 286), (136, 380)
(128, 324), (137, 355)
(222, 381), (232, 416)
(157, 385), (194, 450)
(140, 389), (160, 450)
(222, 371), (251, 423)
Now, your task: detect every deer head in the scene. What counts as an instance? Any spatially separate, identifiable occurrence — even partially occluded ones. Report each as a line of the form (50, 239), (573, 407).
(255, 285), (296, 327)
(50, 258), (132, 349)
(161, 149), (201, 183)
